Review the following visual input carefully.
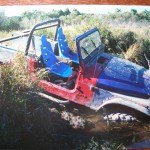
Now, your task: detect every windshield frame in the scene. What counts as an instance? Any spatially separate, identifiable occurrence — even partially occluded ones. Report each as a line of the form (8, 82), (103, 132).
(79, 30), (101, 59)
(76, 28), (104, 67)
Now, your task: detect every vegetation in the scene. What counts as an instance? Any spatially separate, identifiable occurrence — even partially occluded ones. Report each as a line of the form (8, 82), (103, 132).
(0, 8), (150, 67)
(0, 7), (150, 149)
(0, 53), (78, 149)
(0, 53), (30, 146)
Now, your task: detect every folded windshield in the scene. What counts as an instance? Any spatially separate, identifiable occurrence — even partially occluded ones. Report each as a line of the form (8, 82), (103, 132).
(79, 31), (101, 59)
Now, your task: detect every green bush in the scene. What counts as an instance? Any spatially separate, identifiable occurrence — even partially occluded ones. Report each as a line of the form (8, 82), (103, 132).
(116, 31), (137, 53)
(0, 16), (21, 31)
(99, 27), (117, 53)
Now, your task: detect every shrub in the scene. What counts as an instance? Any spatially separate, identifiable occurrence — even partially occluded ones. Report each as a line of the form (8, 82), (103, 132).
(99, 27), (117, 53)
(123, 39), (148, 68)
(0, 53), (34, 147)
(0, 53), (32, 109)
(116, 31), (137, 53)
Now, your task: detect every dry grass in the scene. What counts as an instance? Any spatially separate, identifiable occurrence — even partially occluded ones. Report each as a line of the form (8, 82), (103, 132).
(12, 53), (32, 88)
(124, 43), (142, 60)
(0, 31), (13, 39)
(0, 52), (33, 146)
(122, 41), (147, 67)
(108, 21), (150, 41)
(0, 52), (34, 110)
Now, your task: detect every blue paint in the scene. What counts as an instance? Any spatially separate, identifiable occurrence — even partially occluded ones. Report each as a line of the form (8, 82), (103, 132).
(40, 34), (53, 53)
(127, 139), (150, 149)
(57, 27), (79, 64)
(97, 56), (150, 98)
(76, 28), (104, 67)
(40, 37), (72, 78)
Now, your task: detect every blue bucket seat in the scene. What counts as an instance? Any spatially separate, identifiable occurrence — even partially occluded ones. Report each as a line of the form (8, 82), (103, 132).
(40, 34), (72, 78)
(57, 27), (79, 64)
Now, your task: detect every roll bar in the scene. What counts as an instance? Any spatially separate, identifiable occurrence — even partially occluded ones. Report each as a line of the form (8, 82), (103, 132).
(0, 19), (60, 55)
(25, 19), (60, 55)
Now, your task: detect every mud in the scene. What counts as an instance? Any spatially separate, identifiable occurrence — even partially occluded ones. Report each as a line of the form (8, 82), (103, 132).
(63, 102), (150, 149)
(1, 97), (150, 150)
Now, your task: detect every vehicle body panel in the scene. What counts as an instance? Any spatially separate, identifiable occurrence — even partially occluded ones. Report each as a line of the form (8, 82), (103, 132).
(97, 56), (150, 99)
(0, 45), (17, 63)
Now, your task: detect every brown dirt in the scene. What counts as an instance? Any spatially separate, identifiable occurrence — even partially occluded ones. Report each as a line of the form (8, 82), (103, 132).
(1, 98), (150, 150)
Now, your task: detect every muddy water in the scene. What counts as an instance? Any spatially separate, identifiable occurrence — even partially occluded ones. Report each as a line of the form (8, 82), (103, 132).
(66, 103), (150, 148)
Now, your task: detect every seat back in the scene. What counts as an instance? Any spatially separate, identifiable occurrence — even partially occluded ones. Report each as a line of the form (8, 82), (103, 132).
(40, 34), (59, 68)
(57, 27), (70, 56)
(41, 47), (59, 68)
(57, 27), (79, 64)
(41, 34), (53, 53)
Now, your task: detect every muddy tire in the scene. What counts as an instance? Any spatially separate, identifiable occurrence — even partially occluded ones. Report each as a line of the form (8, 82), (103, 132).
(103, 113), (138, 123)
(102, 105), (141, 124)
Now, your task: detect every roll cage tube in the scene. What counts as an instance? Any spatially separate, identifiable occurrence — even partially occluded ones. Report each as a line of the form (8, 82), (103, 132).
(0, 30), (31, 44)
(25, 19), (61, 56)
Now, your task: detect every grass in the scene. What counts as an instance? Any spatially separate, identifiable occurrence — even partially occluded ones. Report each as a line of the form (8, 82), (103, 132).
(0, 31), (13, 39)
(0, 52), (36, 147)
(0, 52), (64, 148)
(0, 31), (15, 46)
(60, 25), (90, 51)
(123, 41), (145, 65)
(109, 21), (150, 41)
(0, 53), (30, 86)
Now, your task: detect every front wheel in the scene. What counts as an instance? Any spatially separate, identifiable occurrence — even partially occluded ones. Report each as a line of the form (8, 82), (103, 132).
(103, 112), (138, 123)
(102, 104), (143, 124)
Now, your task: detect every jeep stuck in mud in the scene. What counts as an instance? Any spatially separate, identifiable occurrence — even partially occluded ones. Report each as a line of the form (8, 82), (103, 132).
(0, 19), (150, 122)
